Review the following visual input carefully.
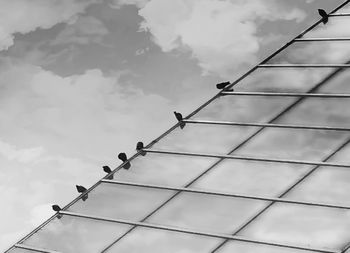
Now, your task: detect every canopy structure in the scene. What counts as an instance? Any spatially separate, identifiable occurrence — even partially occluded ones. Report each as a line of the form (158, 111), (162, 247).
(6, 0), (350, 252)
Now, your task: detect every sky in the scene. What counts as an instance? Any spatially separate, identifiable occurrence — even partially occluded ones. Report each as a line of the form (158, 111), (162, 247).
(0, 0), (347, 251)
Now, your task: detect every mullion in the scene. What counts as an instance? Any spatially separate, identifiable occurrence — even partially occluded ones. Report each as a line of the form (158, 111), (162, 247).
(58, 211), (338, 253)
(101, 179), (350, 210)
(183, 119), (350, 132)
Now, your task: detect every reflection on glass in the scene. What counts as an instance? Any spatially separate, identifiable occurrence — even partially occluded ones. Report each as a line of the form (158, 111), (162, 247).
(267, 41), (350, 64)
(23, 215), (130, 253)
(236, 128), (348, 161)
(150, 124), (259, 154)
(304, 17), (350, 38)
(217, 240), (313, 253)
(113, 153), (217, 187)
(239, 203), (350, 249)
(192, 159), (310, 197)
(318, 70), (350, 93)
(7, 248), (37, 253)
(328, 141), (350, 163)
(285, 166), (350, 206)
(147, 192), (267, 234)
(106, 227), (220, 253)
(235, 68), (334, 92)
(192, 96), (295, 123)
(68, 183), (175, 221)
(276, 98), (350, 127)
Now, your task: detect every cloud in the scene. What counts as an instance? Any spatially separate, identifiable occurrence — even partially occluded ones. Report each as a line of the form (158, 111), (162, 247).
(0, 140), (45, 163)
(133, 0), (306, 78)
(0, 0), (99, 51)
(109, 0), (149, 9)
(52, 16), (109, 46)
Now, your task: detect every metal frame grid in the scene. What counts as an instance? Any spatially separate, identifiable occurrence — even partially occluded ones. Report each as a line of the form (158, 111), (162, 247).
(6, 1), (350, 252)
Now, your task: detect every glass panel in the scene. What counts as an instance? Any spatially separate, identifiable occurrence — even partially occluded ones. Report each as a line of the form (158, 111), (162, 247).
(192, 159), (311, 197)
(305, 17), (350, 38)
(22, 215), (131, 253)
(192, 95), (296, 123)
(150, 124), (259, 154)
(106, 227), (220, 253)
(7, 248), (36, 253)
(267, 41), (350, 64)
(239, 203), (350, 249)
(285, 166), (350, 206)
(113, 153), (217, 187)
(217, 241), (313, 253)
(234, 68), (334, 92)
(276, 98), (350, 127)
(318, 69), (350, 93)
(328, 141), (350, 163)
(235, 128), (348, 161)
(147, 192), (267, 234)
(67, 183), (175, 221)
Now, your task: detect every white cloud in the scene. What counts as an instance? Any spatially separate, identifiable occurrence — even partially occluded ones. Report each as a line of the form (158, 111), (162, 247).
(109, 0), (149, 9)
(0, 140), (45, 163)
(0, 0), (99, 51)
(134, 0), (306, 78)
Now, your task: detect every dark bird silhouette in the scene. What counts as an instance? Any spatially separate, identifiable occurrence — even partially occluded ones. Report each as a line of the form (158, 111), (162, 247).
(174, 111), (186, 129)
(76, 185), (87, 193)
(103, 165), (114, 180)
(136, 141), (146, 156)
(52, 204), (62, 219)
(118, 152), (131, 170)
(76, 185), (88, 201)
(318, 9), (328, 24)
(216, 81), (230, 90)
(52, 205), (61, 212)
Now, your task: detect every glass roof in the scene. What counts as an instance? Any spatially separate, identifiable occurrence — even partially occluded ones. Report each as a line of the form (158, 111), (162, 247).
(6, 1), (350, 253)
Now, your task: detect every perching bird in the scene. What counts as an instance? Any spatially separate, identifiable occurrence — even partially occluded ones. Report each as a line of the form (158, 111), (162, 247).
(103, 165), (114, 180)
(52, 205), (61, 212)
(76, 185), (88, 201)
(76, 185), (87, 193)
(318, 9), (328, 24)
(52, 205), (62, 219)
(118, 152), (131, 170)
(136, 141), (146, 156)
(174, 111), (186, 129)
(216, 81), (230, 90)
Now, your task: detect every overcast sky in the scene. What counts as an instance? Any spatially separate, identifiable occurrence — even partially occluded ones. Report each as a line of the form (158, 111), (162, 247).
(0, 0), (346, 251)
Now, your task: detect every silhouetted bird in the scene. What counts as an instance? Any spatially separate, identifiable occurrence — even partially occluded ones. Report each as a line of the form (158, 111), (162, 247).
(76, 185), (88, 201)
(136, 141), (146, 156)
(52, 204), (62, 219)
(318, 9), (328, 24)
(52, 205), (61, 212)
(174, 111), (186, 129)
(103, 165), (114, 180)
(118, 152), (131, 170)
(76, 185), (87, 193)
(216, 81), (230, 90)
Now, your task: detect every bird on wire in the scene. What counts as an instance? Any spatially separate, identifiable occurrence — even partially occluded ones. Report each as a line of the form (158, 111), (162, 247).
(318, 9), (329, 24)
(118, 152), (131, 170)
(136, 141), (146, 156)
(103, 165), (114, 180)
(174, 111), (186, 129)
(76, 185), (88, 201)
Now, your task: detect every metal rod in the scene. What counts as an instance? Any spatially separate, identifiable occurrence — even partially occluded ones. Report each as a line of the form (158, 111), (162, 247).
(14, 244), (60, 253)
(295, 38), (350, 42)
(101, 179), (350, 210)
(59, 211), (338, 253)
(144, 149), (350, 168)
(184, 119), (350, 132)
(220, 91), (350, 97)
(329, 13), (350, 16)
(259, 64), (350, 68)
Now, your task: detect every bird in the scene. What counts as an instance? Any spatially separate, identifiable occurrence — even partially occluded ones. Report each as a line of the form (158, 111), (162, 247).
(76, 185), (87, 193)
(136, 141), (146, 156)
(103, 165), (114, 180)
(52, 205), (61, 212)
(118, 152), (131, 170)
(216, 81), (230, 90)
(174, 111), (186, 129)
(318, 9), (328, 24)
